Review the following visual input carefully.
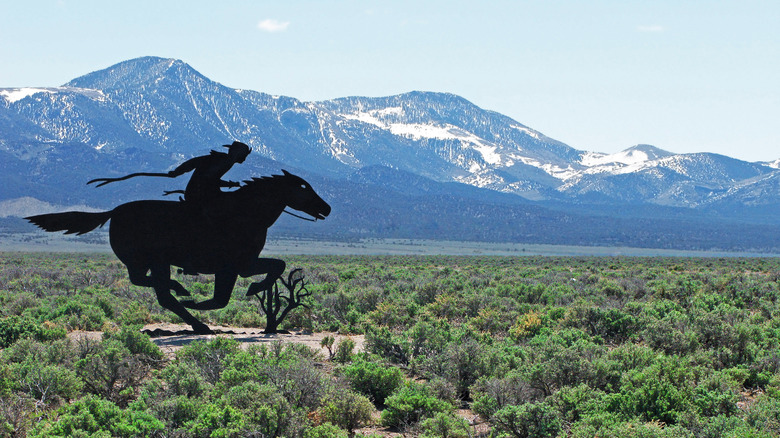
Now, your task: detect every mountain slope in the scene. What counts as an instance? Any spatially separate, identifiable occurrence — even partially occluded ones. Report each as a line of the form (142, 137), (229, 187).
(2, 56), (780, 251)
(4, 56), (777, 208)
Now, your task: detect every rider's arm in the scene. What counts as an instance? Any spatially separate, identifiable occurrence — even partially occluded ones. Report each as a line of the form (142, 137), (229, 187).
(168, 156), (202, 177)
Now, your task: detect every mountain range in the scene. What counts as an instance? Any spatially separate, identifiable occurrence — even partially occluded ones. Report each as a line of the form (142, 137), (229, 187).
(2, 56), (779, 252)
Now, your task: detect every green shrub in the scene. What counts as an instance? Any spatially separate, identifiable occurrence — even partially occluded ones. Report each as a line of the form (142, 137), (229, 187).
(319, 387), (375, 435)
(492, 402), (561, 438)
(0, 392), (35, 437)
(159, 361), (209, 398)
(188, 402), (246, 438)
(304, 422), (349, 438)
(103, 325), (163, 361)
(365, 326), (410, 365)
(51, 301), (107, 331)
(14, 361), (82, 407)
(260, 355), (328, 410)
(139, 393), (200, 434)
(1, 338), (82, 407)
(470, 370), (532, 420)
(567, 306), (640, 343)
(420, 412), (470, 438)
(176, 337), (240, 384)
(549, 384), (610, 425)
(745, 395), (780, 436)
(0, 316), (65, 348)
(222, 381), (306, 438)
(216, 348), (268, 390)
(693, 373), (740, 417)
(320, 335), (335, 360)
(381, 382), (453, 428)
(520, 329), (605, 397)
(591, 420), (695, 438)
(334, 337), (356, 363)
(407, 319), (452, 361)
(75, 338), (150, 406)
(339, 357), (404, 406)
(29, 394), (163, 438)
(643, 315), (699, 356)
(116, 301), (153, 326)
(439, 337), (491, 400)
(613, 355), (696, 425)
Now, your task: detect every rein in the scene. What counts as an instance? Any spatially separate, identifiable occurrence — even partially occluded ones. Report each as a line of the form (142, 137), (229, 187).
(283, 209), (318, 222)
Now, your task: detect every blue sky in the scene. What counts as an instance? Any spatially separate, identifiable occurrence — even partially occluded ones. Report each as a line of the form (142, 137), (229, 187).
(1, 0), (777, 161)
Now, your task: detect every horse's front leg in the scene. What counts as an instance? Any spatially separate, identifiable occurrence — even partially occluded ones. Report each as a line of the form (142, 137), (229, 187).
(181, 271), (238, 310)
(241, 258), (286, 296)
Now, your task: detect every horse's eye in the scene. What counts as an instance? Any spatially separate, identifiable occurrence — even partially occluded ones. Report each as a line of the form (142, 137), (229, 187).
(300, 184), (308, 189)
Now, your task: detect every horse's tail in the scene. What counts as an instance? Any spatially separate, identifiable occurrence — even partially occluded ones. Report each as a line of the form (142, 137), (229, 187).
(25, 210), (113, 235)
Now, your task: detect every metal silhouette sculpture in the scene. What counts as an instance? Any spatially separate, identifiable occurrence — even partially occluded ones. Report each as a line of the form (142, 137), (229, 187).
(26, 158), (330, 334)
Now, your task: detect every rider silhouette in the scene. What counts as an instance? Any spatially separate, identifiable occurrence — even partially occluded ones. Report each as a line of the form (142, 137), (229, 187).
(165, 141), (251, 203)
(88, 141), (252, 204)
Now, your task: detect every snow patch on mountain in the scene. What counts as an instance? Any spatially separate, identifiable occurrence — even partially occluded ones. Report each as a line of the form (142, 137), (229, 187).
(341, 110), (384, 127)
(376, 106), (404, 117)
(0, 88), (55, 103)
(581, 148), (655, 167)
(0, 87), (107, 104)
(511, 124), (542, 140)
(387, 123), (458, 141)
(764, 159), (780, 169)
(657, 156), (695, 178)
(569, 146), (679, 179)
(541, 164), (581, 180)
(454, 171), (506, 189)
(341, 109), (509, 166)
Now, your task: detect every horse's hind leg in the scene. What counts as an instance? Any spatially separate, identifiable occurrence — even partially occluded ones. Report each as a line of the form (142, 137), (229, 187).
(126, 266), (190, 297)
(168, 278), (190, 297)
(181, 272), (238, 310)
(127, 265), (211, 334)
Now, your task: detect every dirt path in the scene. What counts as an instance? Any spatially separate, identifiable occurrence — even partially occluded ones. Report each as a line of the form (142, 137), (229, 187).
(68, 323), (365, 360)
(145, 323), (366, 358)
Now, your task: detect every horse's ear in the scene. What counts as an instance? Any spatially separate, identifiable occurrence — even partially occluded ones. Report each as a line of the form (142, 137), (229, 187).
(282, 169), (291, 177)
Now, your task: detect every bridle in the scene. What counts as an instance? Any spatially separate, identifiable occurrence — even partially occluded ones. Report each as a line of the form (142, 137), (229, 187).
(282, 209), (318, 222)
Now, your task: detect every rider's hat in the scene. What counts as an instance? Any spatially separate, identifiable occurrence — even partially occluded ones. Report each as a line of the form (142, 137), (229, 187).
(224, 141), (251, 157)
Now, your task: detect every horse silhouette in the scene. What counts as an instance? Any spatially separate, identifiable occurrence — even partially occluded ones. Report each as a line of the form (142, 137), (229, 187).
(26, 170), (331, 334)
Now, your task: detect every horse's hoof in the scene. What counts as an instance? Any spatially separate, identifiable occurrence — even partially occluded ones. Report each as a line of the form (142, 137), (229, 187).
(193, 324), (214, 335)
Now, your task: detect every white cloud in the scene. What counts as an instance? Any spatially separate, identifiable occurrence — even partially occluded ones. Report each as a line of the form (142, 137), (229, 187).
(637, 25), (665, 33)
(257, 19), (290, 33)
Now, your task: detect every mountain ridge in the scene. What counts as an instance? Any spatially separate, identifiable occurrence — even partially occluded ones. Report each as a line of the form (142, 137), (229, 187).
(2, 56), (780, 251)
(3, 56), (777, 204)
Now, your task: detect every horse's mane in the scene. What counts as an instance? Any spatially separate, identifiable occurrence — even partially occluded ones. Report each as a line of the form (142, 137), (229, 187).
(234, 174), (286, 196)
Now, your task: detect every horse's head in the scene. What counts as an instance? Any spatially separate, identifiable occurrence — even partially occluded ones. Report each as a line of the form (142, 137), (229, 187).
(278, 170), (331, 220)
